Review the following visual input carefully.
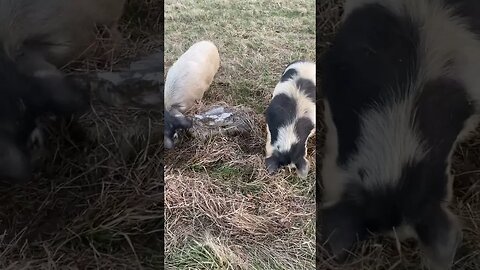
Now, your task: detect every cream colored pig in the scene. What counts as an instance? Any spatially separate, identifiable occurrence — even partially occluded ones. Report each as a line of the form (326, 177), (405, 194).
(0, 0), (126, 68)
(164, 40), (220, 112)
(164, 40), (220, 149)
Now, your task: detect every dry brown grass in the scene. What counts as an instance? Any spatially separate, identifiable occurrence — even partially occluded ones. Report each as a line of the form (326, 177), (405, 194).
(0, 1), (163, 269)
(164, 0), (315, 269)
(317, 1), (480, 269)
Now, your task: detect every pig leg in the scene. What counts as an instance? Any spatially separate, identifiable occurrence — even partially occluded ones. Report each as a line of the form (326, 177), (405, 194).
(414, 205), (462, 270)
(320, 199), (365, 262)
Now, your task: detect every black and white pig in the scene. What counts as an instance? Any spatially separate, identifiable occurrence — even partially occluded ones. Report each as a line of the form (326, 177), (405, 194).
(164, 40), (220, 149)
(265, 60), (316, 178)
(320, 0), (480, 269)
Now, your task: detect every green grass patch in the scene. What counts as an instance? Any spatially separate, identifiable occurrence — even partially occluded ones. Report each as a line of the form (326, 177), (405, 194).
(167, 240), (236, 270)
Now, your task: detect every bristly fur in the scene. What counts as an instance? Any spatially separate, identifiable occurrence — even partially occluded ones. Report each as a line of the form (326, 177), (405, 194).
(320, 1), (480, 269)
(265, 60), (316, 178)
(164, 40), (220, 112)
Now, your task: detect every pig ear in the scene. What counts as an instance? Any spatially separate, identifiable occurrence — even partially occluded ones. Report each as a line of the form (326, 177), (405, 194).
(295, 157), (310, 178)
(320, 200), (364, 262)
(164, 110), (192, 150)
(168, 108), (193, 130)
(0, 139), (32, 184)
(265, 156), (279, 174)
(414, 206), (462, 270)
(176, 115), (193, 129)
(163, 116), (192, 150)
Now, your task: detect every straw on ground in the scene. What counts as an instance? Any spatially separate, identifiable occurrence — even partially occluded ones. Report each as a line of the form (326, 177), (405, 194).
(164, 0), (316, 269)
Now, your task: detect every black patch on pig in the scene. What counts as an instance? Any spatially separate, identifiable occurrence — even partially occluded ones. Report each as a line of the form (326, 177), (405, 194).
(281, 68), (297, 82)
(296, 78), (316, 100)
(321, 3), (419, 165)
(295, 117), (315, 145)
(266, 93), (297, 144)
(290, 117), (314, 165)
(414, 77), (473, 159)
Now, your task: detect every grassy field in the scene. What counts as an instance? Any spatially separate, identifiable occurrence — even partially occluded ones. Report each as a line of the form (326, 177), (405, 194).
(164, 0), (316, 269)
(317, 1), (480, 269)
(0, 1), (163, 269)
